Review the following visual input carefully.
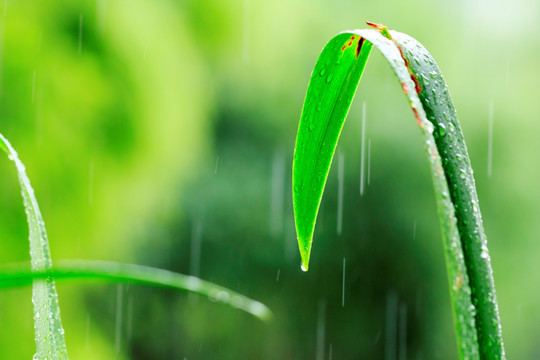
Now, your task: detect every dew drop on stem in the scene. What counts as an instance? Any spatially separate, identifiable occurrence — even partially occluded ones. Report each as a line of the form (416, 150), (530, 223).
(438, 123), (446, 137)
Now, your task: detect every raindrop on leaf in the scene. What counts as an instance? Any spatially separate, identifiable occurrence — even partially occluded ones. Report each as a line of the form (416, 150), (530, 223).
(438, 123), (447, 137)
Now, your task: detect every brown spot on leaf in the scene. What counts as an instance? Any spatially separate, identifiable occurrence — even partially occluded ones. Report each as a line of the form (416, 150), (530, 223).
(431, 147), (438, 161)
(401, 82), (408, 94)
(366, 21), (384, 30)
(366, 21), (392, 40)
(455, 275), (463, 290)
(411, 74), (421, 95)
(356, 37), (365, 58)
(396, 44), (422, 94)
(412, 107), (423, 128)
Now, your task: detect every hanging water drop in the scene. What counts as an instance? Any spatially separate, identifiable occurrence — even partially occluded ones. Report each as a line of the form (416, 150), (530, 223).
(438, 123), (446, 137)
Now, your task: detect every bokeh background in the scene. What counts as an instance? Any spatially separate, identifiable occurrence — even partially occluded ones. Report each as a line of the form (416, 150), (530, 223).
(0, 0), (538, 358)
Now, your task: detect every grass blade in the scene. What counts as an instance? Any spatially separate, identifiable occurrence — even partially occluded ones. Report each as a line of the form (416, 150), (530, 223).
(0, 133), (68, 359)
(0, 260), (272, 321)
(391, 30), (504, 359)
(292, 24), (505, 359)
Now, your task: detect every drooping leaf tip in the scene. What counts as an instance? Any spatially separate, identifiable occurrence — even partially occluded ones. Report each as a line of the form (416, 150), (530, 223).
(247, 301), (274, 322)
(299, 244), (311, 272)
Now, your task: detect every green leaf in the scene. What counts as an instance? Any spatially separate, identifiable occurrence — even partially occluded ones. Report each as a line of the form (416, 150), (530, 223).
(293, 33), (372, 270)
(292, 24), (505, 359)
(0, 260), (272, 321)
(0, 133), (69, 360)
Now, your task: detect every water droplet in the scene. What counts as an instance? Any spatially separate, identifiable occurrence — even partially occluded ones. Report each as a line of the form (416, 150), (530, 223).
(438, 123), (446, 137)
(308, 120), (315, 131)
(481, 248), (489, 259)
(459, 169), (467, 179)
(326, 73), (334, 83)
(429, 71), (438, 79)
(7, 154), (14, 161)
(216, 291), (230, 303)
(456, 154), (463, 162)
(319, 67), (327, 77)
(301, 263), (308, 272)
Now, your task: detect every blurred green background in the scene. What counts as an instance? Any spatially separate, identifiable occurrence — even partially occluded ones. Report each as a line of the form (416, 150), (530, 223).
(0, 0), (538, 358)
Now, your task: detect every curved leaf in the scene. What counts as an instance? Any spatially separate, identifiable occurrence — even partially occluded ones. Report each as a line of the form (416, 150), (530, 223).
(292, 24), (504, 359)
(0, 133), (68, 360)
(0, 260), (272, 321)
(392, 31), (504, 359)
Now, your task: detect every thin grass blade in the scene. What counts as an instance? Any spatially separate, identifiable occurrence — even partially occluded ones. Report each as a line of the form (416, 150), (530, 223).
(0, 133), (68, 359)
(0, 260), (272, 321)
